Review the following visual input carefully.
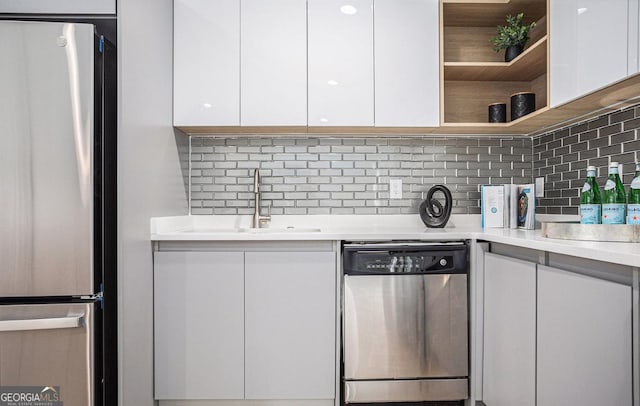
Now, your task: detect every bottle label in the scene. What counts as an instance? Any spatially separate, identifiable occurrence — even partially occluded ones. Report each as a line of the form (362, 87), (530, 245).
(581, 182), (591, 193)
(604, 179), (616, 190)
(580, 204), (601, 224)
(632, 177), (640, 190)
(602, 204), (625, 224)
(628, 204), (640, 224)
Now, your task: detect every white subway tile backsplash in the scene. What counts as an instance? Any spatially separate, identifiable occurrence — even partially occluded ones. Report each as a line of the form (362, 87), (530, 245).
(189, 136), (534, 215)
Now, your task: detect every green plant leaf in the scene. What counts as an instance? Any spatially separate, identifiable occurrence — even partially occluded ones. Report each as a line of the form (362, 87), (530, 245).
(490, 12), (537, 52)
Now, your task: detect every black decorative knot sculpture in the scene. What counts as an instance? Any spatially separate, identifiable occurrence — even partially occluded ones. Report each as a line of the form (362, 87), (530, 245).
(419, 185), (453, 228)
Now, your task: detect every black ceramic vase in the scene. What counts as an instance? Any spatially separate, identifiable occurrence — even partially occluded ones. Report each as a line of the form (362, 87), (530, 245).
(488, 103), (507, 123)
(510, 92), (535, 121)
(505, 44), (523, 62)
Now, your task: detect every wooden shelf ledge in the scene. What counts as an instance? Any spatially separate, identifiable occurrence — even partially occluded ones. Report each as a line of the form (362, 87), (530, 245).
(443, 0), (510, 3)
(443, 0), (546, 27)
(440, 73), (640, 135)
(444, 36), (547, 81)
(441, 106), (549, 133)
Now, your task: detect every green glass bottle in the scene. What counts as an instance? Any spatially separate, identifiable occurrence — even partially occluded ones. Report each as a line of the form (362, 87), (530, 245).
(602, 162), (626, 224)
(627, 163), (640, 224)
(580, 165), (601, 224)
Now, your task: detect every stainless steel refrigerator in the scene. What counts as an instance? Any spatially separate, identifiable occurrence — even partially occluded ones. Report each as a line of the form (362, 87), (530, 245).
(0, 20), (117, 406)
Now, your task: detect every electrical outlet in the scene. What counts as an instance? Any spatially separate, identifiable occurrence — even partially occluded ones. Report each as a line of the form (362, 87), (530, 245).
(390, 179), (402, 199)
(535, 177), (545, 197)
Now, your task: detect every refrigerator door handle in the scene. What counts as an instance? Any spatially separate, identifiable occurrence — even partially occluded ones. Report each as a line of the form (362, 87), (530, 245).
(0, 314), (85, 332)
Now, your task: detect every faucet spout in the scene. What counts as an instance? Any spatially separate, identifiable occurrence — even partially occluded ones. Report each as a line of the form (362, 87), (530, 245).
(253, 168), (260, 193)
(252, 169), (270, 228)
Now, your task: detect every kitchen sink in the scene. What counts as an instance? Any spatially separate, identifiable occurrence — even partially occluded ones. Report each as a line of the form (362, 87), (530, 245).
(187, 228), (244, 233)
(186, 227), (322, 234)
(239, 227), (322, 233)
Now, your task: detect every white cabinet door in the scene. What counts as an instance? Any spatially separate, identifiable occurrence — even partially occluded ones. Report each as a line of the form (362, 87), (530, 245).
(241, 0), (307, 126)
(308, 0), (374, 126)
(482, 253), (536, 406)
(628, 0), (640, 74)
(174, 0), (240, 126)
(550, 0), (629, 107)
(374, 0), (439, 127)
(0, 0), (114, 14)
(537, 265), (632, 406)
(154, 251), (245, 400)
(244, 251), (336, 399)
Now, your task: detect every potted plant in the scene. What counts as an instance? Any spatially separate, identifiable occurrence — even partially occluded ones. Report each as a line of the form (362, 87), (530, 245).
(490, 13), (537, 62)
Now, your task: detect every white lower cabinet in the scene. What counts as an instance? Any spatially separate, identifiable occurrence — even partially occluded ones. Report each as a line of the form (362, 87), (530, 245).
(154, 251), (245, 400)
(537, 265), (632, 406)
(245, 252), (336, 399)
(481, 251), (634, 406)
(154, 247), (336, 402)
(482, 253), (536, 406)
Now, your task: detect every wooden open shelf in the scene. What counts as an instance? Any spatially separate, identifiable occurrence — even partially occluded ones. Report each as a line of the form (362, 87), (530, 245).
(440, 0), (549, 126)
(444, 36), (547, 81)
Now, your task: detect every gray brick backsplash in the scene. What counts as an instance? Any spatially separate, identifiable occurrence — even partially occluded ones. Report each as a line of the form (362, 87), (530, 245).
(189, 136), (533, 215)
(186, 105), (640, 216)
(533, 103), (640, 215)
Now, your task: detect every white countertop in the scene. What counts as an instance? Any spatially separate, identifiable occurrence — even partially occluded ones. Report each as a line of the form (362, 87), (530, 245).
(151, 214), (640, 267)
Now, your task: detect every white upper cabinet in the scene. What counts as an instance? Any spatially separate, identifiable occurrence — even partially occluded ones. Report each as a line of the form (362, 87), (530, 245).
(0, 0), (114, 14)
(308, 0), (374, 126)
(241, 0), (307, 126)
(374, 0), (439, 127)
(550, 0), (629, 107)
(628, 0), (640, 74)
(174, 0), (442, 128)
(174, 0), (240, 126)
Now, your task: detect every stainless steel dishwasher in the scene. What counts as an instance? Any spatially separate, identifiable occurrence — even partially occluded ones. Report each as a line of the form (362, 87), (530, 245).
(342, 242), (469, 404)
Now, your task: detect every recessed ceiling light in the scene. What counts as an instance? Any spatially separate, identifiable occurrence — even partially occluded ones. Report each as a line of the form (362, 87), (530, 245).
(340, 5), (357, 15)
(577, 7), (588, 14)
(203, 103), (212, 108)
(327, 80), (339, 86)
(320, 118), (329, 123)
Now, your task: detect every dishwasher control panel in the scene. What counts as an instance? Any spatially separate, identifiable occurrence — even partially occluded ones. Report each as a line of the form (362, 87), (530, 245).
(343, 242), (468, 275)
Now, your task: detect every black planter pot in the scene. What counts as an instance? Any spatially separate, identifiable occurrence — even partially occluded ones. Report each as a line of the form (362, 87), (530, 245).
(505, 44), (524, 62)
(511, 92), (535, 121)
(488, 103), (507, 123)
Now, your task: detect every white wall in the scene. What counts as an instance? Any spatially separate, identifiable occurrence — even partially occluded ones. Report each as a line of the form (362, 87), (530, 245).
(118, 0), (188, 405)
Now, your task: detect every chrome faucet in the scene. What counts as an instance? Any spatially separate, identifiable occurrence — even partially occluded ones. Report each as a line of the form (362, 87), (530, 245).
(252, 169), (271, 228)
